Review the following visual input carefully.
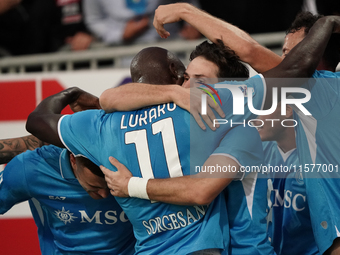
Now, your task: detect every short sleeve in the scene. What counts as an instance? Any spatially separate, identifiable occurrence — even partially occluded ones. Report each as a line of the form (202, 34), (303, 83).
(291, 70), (340, 119)
(212, 125), (264, 179)
(0, 155), (31, 214)
(58, 110), (106, 166)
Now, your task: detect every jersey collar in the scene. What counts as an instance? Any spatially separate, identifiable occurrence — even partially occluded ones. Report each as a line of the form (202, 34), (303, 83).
(59, 149), (76, 180)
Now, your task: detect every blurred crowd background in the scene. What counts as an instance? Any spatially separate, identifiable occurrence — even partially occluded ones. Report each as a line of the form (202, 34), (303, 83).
(0, 0), (339, 58)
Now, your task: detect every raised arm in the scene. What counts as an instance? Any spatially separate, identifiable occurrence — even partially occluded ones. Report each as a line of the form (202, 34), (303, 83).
(26, 87), (100, 148)
(264, 16), (340, 80)
(260, 15), (340, 109)
(0, 0), (21, 14)
(153, 3), (282, 73)
(0, 135), (47, 164)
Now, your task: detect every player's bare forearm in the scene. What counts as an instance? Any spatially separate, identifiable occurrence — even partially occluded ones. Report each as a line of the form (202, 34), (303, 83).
(147, 176), (213, 205)
(154, 3), (281, 73)
(179, 4), (280, 72)
(26, 87), (86, 148)
(324, 237), (340, 255)
(102, 155), (237, 205)
(100, 83), (182, 112)
(0, 135), (47, 164)
(147, 155), (237, 205)
(0, 0), (21, 14)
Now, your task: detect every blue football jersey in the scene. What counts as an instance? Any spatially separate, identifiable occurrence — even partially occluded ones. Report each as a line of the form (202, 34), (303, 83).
(263, 141), (319, 255)
(0, 145), (135, 255)
(214, 126), (275, 255)
(290, 70), (340, 254)
(241, 71), (340, 254)
(58, 75), (265, 254)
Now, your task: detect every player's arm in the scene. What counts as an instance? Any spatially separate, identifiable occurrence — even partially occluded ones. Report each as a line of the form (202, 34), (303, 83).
(0, 0), (21, 14)
(100, 83), (180, 112)
(101, 125), (261, 205)
(153, 3), (282, 73)
(262, 15), (340, 109)
(0, 155), (32, 214)
(100, 84), (224, 131)
(101, 154), (238, 206)
(0, 135), (48, 164)
(26, 87), (99, 148)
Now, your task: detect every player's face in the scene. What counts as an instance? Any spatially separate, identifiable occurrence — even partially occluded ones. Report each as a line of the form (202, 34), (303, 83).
(71, 157), (110, 200)
(282, 29), (305, 58)
(183, 56), (219, 88)
(252, 105), (293, 141)
(77, 168), (110, 200)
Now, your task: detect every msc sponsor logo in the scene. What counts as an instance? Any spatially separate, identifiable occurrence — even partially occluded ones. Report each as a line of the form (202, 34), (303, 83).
(54, 207), (129, 225)
(271, 189), (306, 211)
(55, 207), (77, 224)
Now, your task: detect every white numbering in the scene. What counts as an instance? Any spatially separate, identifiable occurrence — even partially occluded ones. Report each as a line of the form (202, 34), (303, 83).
(125, 118), (183, 179)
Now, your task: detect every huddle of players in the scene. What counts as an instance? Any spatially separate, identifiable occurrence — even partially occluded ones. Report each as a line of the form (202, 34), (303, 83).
(1, 3), (340, 255)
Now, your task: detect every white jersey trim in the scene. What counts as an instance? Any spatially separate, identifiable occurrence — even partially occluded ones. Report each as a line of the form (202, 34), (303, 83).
(277, 146), (296, 163)
(292, 107), (317, 164)
(211, 153), (244, 180)
(31, 198), (45, 226)
(242, 172), (258, 219)
(58, 115), (88, 159)
(59, 151), (64, 179)
(58, 115), (72, 153)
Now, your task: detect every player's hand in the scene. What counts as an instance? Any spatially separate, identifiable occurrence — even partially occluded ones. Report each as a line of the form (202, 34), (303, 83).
(153, 3), (187, 38)
(69, 90), (101, 112)
(100, 156), (132, 197)
(173, 86), (225, 131)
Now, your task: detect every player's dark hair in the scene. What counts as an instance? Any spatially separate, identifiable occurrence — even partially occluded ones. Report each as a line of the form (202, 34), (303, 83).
(287, 11), (340, 70)
(77, 156), (104, 178)
(189, 39), (249, 79)
(286, 11), (322, 35)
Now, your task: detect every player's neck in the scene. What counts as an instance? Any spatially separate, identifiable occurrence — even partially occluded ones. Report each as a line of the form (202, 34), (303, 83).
(276, 127), (296, 153)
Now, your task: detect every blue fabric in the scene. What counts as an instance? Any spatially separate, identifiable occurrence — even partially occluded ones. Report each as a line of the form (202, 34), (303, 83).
(291, 71), (340, 254)
(58, 76), (266, 254)
(0, 145), (135, 255)
(215, 126), (274, 255)
(263, 141), (319, 255)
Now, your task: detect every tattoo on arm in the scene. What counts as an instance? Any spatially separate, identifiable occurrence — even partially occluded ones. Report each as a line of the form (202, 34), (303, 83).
(0, 135), (48, 164)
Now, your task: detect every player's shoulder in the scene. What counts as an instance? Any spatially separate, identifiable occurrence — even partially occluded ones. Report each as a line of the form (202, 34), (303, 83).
(62, 109), (106, 122)
(20, 145), (63, 172)
(313, 70), (340, 78)
(34, 145), (63, 159)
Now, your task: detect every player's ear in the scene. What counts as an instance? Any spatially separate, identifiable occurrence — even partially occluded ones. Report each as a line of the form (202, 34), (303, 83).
(69, 153), (77, 169)
(170, 62), (184, 85)
(285, 105), (293, 118)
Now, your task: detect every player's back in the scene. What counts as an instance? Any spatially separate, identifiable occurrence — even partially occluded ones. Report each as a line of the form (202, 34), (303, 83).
(58, 76), (269, 254)
(1, 145), (135, 255)
(59, 103), (230, 254)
